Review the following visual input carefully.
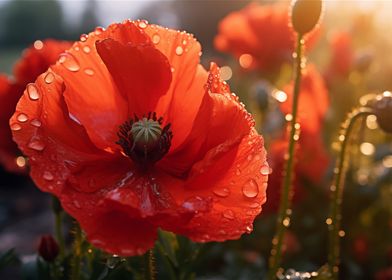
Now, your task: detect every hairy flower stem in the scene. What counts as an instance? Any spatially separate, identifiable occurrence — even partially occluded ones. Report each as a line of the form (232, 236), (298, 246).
(328, 108), (373, 279)
(70, 224), (83, 280)
(52, 197), (65, 260)
(144, 249), (155, 280)
(268, 34), (304, 280)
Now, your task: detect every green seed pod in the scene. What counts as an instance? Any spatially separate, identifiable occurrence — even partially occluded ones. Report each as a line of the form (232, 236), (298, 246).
(291, 0), (323, 35)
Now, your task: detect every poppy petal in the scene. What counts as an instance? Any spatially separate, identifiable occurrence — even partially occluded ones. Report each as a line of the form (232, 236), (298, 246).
(160, 130), (268, 241)
(0, 76), (24, 172)
(10, 71), (108, 195)
(51, 21), (153, 152)
(96, 37), (172, 117)
(159, 63), (254, 176)
(60, 187), (157, 256)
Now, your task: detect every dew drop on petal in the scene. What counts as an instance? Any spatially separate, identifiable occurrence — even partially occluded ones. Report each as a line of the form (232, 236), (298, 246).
(27, 83), (40, 101)
(44, 72), (55, 84)
(84, 68), (94, 76)
(138, 20), (147, 29)
(73, 200), (81, 209)
(28, 139), (45, 151)
(94, 27), (104, 35)
(11, 123), (22, 131)
(175, 46), (184, 56)
(246, 224), (253, 233)
(59, 53), (80, 72)
(260, 165), (270, 175)
(17, 113), (28, 123)
(43, 171), (54, 181)
(80, 34), (88, 42)
(249, 202), (259, 208)
(223, 209), (235, 220)
(152, 34), (160, 44)
(170, 67), (175, 73)
(30, 119), (42, 127)
(242, 179), (259, 198)
(83, 46), (91, 53)
(213, 188), (230, 198)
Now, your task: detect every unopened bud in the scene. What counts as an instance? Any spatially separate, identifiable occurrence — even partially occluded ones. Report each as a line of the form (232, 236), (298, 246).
(372, 95), (392, 133)
(291, 0), (323, 35)
(38, 235), (59, 262)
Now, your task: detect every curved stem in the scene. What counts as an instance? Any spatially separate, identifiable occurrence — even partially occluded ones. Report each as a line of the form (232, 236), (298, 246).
(268, 34), (304, 280)
(144, 249), (155, 280)
(327, 108), (373, 279)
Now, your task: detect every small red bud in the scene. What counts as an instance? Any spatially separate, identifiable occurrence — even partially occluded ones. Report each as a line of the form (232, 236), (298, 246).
(373, 94), (392, 134)
(38, 235), (59, 262)
(291, 0), (323, 35)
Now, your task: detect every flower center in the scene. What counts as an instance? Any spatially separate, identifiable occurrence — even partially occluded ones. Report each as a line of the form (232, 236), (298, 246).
(117, 112), (172, 168)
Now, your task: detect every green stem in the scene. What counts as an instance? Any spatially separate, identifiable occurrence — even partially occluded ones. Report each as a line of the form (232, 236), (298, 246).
(70, 224), (83, 280)
(327, 108), (373, 279)
(267, 34), (304, 280)
(144, 249), (155, 280)
(52, 196), (65, 260)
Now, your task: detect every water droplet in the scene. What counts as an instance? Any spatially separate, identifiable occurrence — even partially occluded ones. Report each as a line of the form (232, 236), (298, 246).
(15, 156), (26, 167)
(11, 123), (22, 131)
(182, 196), (210, 213)
(138, 20), (147, 29)
(242, 179), (259, 198)
(43, 171), (54, 181)
(235, 168), (241, 176)
(59, 53), (80, 72)
(260, 165), (270, 175)
(27, 83), (40, 101)
(182, 39), (187, 45)
(44, 72), (55, 84)
(83, 46), (91, 53)
(73, 200), (81, 209)
(246, 225), (253, 233)
(249, 202), (259, 208)
(152, 34), (160, 44)
(80, 34), (88, 42)
(84, 68), (94, 76)
(34, 40), (44, 50)
(170, 67), (175, 73)
(213, 188), (230, 198)
(175, 46), (184, 56)
(17, 113), (28, 123)
(223, 209), (235, 220)
(28, 139), (45, 151)
(247, 154), (253, 161)
(69, 113), (81, 125)
(94, 27), (104, 35)
(30, 119), (42, 127)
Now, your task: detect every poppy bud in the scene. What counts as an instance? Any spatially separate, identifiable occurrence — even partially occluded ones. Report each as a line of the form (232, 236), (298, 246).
(291, 0), (322, 35)
(373, 94), (392, 134)
(38, 235), (59, 262)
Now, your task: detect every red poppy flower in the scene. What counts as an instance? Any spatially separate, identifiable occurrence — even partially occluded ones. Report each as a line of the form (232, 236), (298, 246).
(214, 2), (320, 72)
(10, 21), (269, 256)
(265, 64), (330, 212)
(280, 64), (329, 133)
(326, 31), (354, 79)
(0, 40), (71, 173)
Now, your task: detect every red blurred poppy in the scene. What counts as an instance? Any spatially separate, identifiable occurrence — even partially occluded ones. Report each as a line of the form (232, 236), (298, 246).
(214, 2), (320, 72)
(264, 64), (330, 212)
(280, 64), (329, 133)
(0, 40), (71, 173)
(10, 21), (269, 256)
(326, 31), (354, 79)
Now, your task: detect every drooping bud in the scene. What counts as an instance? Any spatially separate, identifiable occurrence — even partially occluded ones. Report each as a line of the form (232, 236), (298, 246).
(38, 235), (59, 262)
(291, 0), (323, 35)
(372, 93), (392, 133)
